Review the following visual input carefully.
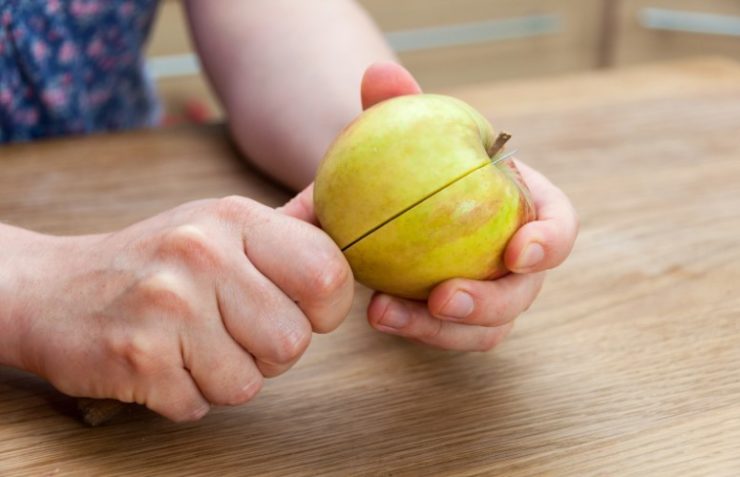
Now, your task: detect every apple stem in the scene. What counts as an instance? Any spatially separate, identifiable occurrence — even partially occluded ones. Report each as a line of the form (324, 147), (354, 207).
(487, 132), (511, 159)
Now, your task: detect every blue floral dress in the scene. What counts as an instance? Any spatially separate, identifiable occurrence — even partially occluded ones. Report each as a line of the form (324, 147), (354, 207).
(0, 0), (160, 143)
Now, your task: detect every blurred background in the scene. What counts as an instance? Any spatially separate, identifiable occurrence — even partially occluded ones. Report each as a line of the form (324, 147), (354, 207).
(147, 0), (740, 125)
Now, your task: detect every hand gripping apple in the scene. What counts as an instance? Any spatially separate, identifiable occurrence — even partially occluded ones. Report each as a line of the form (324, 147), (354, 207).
(314, 94), (536, 299)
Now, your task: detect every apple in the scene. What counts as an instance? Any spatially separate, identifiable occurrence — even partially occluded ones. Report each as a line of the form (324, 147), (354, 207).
(313, 94), (535, 300)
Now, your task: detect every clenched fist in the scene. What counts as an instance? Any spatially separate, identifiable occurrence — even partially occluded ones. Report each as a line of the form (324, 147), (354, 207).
(4, 196), (353, 421)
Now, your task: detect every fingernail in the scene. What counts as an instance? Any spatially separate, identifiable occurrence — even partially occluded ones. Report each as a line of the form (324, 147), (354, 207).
(439, 291), (475, 320)
(515, 242), (544, 271)
(379, 298), (410, 329)
(191, 404), (210, 420)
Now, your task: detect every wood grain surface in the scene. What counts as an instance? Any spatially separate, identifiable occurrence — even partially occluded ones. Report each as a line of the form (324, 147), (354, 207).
(1, 57), (739, 476)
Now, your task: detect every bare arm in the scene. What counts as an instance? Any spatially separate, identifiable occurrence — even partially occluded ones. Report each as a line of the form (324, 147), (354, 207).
(0, 228), (20, 368)
(0, 224), (36, 370)
(185, 0), (396, 191)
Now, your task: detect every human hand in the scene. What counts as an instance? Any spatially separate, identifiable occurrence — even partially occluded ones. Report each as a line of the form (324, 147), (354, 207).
(362, 63), (578, 350)
(283, 62), (578, 352)
(14, 196), (353, 421)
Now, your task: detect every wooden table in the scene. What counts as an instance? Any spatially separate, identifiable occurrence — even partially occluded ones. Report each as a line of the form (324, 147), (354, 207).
(1, 57), (739, 476)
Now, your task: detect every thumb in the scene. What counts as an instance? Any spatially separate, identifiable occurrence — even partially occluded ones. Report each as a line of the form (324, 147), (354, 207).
(361, 61), (422, 110)
(277, 183), (318, 225)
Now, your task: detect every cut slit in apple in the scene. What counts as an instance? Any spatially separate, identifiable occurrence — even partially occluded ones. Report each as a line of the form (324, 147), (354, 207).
(344, 160), (531, 299)
(340, 132), (515, 252)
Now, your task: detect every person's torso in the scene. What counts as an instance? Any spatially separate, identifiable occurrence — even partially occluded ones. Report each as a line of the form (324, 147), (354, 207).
(0, 0), (160, 143)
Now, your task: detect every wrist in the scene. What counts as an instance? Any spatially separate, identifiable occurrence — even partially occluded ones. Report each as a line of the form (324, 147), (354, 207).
(0, 225), (50, 369)
(0, 225), (92, 372)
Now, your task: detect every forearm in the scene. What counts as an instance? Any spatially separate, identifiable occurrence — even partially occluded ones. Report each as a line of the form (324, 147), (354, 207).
(0, 223), (47, 369)
(185, 0), (396, 190)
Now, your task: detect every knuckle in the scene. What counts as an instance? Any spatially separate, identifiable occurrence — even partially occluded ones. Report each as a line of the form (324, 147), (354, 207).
(309, 253), (351, 300)
(106, 332), (164, 376)
(159, 224), (223, 270)
(213, 195), (257, 223)
(136, 271), (194, 318)
(227, 375), (263, 406)
(272, 324), (311, 364)
(422, 318), (445, 342)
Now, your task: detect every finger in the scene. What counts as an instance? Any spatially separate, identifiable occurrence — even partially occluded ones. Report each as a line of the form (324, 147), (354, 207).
(361, 61), (422, 110)
(368, 294), (515, 352)
(182, 325), (264, 405)
(243, 206), (354, 333)
(144, 368), (210, 422)
(277, 183), (318, 225)
(426, 272), (546, 326)
(407, 323), (514, 352)
(504, 160), (579, 273)
(217, 263), (313, 377)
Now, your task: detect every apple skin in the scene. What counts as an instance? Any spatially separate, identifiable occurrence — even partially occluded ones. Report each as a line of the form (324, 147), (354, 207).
(314, 94), (535, 300)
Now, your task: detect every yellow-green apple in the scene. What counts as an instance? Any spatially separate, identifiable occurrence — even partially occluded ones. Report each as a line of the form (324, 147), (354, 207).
(314, 94), (535, 300)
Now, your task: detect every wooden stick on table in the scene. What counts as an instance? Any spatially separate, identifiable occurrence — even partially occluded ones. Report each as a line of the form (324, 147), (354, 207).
(77, 399), (129, 426)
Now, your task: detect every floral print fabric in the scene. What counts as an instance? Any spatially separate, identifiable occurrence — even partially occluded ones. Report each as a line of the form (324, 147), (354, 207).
(0, 0), (159, 142)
